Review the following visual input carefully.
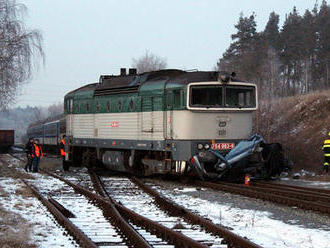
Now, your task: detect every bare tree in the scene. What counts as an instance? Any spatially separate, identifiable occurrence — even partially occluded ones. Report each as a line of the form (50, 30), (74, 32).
(47, 102), (63, 117)
(0, 0), (44, 110)
(132, 50), (167, 73)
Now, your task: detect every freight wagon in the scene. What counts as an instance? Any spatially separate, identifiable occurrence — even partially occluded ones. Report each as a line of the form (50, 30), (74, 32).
(0, 130), (14, 152)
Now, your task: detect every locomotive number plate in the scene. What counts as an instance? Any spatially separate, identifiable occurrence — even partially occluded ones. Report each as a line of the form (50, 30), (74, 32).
(211, 143), (235, 150)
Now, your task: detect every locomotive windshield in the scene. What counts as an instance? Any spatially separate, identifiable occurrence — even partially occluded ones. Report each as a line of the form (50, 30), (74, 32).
(225, 86), (255, 108)
(190, 85), (223, 107)
(189, 84), (256, 109)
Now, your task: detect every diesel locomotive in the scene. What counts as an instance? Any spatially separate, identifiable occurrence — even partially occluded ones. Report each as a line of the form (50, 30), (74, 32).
(27, 69), (289, 181)
(61, 69), (288, 180)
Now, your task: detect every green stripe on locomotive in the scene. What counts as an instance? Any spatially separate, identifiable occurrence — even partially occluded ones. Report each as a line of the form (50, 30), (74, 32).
(64, 80), (186, 114)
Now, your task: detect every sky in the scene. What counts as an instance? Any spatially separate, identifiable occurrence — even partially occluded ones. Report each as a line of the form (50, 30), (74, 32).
(15, 0), (316, 107)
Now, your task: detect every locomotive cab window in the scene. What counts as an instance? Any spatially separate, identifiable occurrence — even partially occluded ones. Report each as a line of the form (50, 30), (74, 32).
(225, 86), (256, 108)
(190, 85), (223, 107)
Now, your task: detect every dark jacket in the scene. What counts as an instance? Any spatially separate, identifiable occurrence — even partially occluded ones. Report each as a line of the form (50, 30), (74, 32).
(25, 141), (34, 156)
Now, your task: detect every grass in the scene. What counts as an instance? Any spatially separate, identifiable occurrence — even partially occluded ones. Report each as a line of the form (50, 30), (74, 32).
(255, 89), (330, 175)
(0, 206), (36, 248)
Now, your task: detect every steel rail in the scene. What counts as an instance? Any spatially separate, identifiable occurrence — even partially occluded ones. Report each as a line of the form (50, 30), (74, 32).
(253, 181), (330, 195)
(129, 177), (263, 248)
(195, 181), (330, 215)
(40, 169), (152, 248)
(21, 179), (97, 248)
(217, 181), (330, 203)
(248, 183), (330, 203)
(88, 170), (208, 248)
(43, 169), (206, 248)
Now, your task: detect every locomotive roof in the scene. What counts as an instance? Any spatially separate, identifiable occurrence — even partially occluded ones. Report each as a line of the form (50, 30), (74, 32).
(65, 70), (246, 98)
(97, 69), (221, 90)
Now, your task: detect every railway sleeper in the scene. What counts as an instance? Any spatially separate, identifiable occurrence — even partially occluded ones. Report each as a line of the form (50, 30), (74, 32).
(21, 179), (97, 248)
(42, 169), (212, 248)
(130, 177), (262, 248)
(196, 181), (330, 215)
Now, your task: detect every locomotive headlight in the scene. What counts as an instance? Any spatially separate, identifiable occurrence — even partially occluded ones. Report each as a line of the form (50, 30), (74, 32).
(204, 144), (210, 149)
(197, 144), (203, 150)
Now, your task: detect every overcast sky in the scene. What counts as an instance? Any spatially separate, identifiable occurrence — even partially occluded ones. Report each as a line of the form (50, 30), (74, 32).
(16, 0), (315, 107)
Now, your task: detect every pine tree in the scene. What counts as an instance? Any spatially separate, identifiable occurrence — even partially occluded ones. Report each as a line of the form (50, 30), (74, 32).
(219, 13), (259, 81)
(301, 9), (317, 92)
(279, 7), (304, 95)
(264, 12), (280, 50)
(316, 0), (330, 88)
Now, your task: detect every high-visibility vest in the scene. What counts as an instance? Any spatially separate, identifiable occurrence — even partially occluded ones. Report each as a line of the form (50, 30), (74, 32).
(60, 139), (66, 156)
(34, 144), (43, 158)
(323, 139), (330, 156)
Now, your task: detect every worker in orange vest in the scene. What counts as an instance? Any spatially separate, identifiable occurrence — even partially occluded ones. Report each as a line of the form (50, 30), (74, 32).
(60, 135), (69, 171)
(32, 139), (43, 173)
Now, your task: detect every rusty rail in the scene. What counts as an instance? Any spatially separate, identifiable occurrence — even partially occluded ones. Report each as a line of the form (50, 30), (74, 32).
(88, 170), (208, 248)
(248, 183), (330, 203)
(21, 179), (97, 248)
(195, 181), (330, 215)
(130, 177), (262, 248)
(48, 197), (76, 218)
(253, 181), (330, 195)
(43, 169), (207, 248)
(40, 169), (151, 248)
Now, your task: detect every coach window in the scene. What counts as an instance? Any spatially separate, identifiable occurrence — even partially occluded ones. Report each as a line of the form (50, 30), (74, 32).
(86, 102), (90, 112)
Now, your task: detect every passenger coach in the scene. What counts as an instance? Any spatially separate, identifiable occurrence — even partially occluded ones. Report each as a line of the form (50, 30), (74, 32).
(64, 69), (257, 176)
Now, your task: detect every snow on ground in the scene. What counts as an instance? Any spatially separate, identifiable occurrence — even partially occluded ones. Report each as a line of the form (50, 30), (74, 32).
(2, 155), (329, 248)
(0, 176), (78, 248)
(299, 180), (330, 188)
(160, 187), (330, 248)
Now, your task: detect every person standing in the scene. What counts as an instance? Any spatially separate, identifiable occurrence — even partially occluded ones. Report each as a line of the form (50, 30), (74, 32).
(322, 132), (330, 174)
(24, 138), (34, 172)
(32, 139), (43, 173)
(60, 135), (69, 171)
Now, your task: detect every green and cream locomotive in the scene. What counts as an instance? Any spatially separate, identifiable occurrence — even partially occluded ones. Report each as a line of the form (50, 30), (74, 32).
(64, 69), (288, 180)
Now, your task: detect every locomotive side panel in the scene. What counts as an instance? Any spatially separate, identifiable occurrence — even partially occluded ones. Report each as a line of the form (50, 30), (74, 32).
(71, 114), (94, 138)
(171, 110), (253, 140)
(95, 112), (139, 139)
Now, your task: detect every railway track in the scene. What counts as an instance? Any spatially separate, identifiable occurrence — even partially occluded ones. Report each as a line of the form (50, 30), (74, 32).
(22, 174), (130, 247)
(6, 153), (330, 246)
(42, 170), (224, 247)
(90, 171), (262, 248)
(194, 180), (330, 215)
(39, 167), (263, 248)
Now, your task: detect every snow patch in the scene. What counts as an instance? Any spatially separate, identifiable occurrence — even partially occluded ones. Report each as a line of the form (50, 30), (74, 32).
(0, 178), (77, 248)
(157, 187), (330, 248)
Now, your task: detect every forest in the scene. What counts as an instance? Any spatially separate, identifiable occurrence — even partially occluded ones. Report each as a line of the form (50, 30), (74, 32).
(217, 1), (330, 99)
